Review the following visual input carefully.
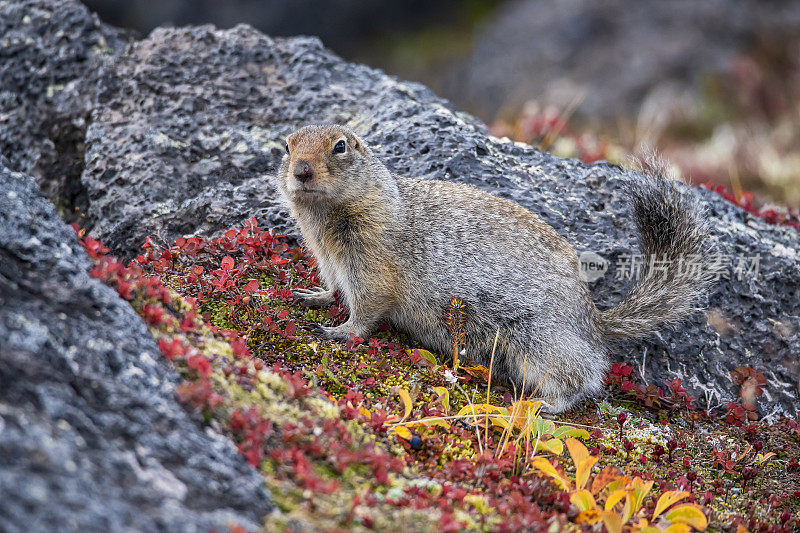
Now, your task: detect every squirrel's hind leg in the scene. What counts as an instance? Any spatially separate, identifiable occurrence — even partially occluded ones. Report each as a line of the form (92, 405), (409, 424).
(511, 341), (606, 414)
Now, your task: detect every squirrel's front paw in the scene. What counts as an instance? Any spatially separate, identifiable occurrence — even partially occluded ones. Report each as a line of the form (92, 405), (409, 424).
(319, 322), (369, 342)
(292, 286), (335, 307)
(320, 325), (353, 342)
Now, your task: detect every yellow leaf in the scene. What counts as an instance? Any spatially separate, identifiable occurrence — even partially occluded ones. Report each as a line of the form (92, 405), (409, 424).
(463, 494), (490, 514)
(391, 426), (412, 439)
(621, 494), (633, 524)
(606, 477), (633, 493)
(529, 457), (571, 490)
(398, 388), (413, 421)
(432, 386), (450, 414)
(511, 400), (541, 429)
(359, 407), (371, 419)
(575, 455), (599, 490)
(565, 437), (590, 468)
(625, 477), (653, 522)
(664, 525), (691, 533)
(570, 489), (597, 512)
(534, 438), (564, 455)
(633, 519), (666, 533)
(601, 510), (623, 533)
(756, 452), (776, 465)
(605, 489), (628, 512)
(406, 417), (451, 430)
(575, 509), (602, 526)
(456, 403), (506, 430)
(639, 526), (667, 533)
(664, 504), (708, 531)
(455, 403), (504, 418)
(490, 416), (510, 430)
(652, 491), (690, 520)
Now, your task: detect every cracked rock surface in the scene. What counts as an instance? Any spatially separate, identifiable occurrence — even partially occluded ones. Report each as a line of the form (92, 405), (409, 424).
(0, 0), (131, 214)
(0, 155), (271, 530)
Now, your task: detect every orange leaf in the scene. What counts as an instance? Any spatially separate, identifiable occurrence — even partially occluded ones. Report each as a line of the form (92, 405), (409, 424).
(565, 438), (595, 489)
(591, 466), (622, 495)
(606, 477), (633, 493)
(462, 364), (491, 381)
(565, 437), (590, 467)
(632, 518), (664, 533)
(456, 403), (506, 430)
(398, 388), (413, 421)
(510, 400), (541, 423)
(575, 456), (599, 490)
(575, 509), (602, 525)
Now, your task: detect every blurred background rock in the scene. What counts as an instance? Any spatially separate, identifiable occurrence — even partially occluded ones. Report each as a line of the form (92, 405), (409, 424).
(83, 0), (800, 210)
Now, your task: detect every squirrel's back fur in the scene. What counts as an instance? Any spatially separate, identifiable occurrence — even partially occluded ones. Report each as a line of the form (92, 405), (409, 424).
(278, 124), (709, 412)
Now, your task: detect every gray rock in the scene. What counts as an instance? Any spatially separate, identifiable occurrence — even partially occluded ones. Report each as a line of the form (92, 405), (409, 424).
(0, 156), (271, 531)
(0, 0), (132, 215)
(463, 0), (800, 121)
(81, 0), (460, 58)
(80, 22), (799, 416)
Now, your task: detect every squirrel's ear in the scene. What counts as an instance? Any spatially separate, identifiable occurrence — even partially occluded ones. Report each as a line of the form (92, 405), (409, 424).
(351, 137), (365, 154)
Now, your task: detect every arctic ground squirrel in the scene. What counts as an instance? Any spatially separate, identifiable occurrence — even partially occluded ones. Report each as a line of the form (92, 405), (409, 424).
(278, 124), (709, 412)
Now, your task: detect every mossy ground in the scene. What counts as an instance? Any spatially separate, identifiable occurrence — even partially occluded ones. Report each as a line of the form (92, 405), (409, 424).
(77, 220), (799, 532)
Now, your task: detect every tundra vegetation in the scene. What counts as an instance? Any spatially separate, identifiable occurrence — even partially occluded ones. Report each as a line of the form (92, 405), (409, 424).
(76, 214), (799, 532)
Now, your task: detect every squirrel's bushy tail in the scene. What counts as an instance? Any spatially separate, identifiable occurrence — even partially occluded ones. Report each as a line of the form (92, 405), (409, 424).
(598, 171), (710, 340)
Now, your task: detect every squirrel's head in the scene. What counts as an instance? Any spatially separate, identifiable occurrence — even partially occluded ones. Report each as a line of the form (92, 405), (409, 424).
(278, 124), (395, 207)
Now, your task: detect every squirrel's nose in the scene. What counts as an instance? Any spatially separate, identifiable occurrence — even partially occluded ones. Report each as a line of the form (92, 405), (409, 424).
(294, 163), (314, 183)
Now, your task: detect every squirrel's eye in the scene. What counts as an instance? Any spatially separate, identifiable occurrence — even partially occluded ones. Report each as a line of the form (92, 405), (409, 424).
(284, 143), (289, 154)
(333, 140), (346, 154)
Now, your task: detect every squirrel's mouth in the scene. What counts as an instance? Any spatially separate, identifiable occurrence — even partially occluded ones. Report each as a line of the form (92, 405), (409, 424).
(293, 184), (327, 198)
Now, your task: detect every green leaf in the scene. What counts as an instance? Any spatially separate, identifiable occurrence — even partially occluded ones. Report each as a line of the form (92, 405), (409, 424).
(552, 425), (591, 440)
